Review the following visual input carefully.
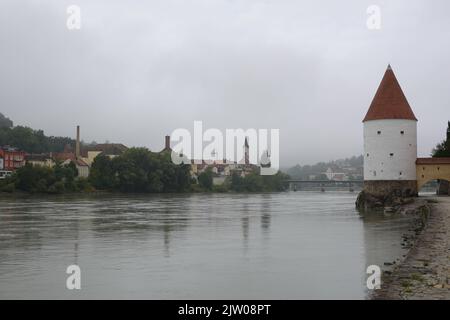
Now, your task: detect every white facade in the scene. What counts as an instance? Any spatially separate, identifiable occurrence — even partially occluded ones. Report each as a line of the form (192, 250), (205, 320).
(363, 119), (417, 181)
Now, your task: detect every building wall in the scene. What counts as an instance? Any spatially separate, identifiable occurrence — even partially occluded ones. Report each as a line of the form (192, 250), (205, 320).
(364, 119), (417, 181)
(81, 151), (102, 166)
(213, 176), (226, 185)
(0, 149), (26, 171)
(28, 159), (55, 168)
(77, 165), (89, 178)
(416, 164), (450, 191)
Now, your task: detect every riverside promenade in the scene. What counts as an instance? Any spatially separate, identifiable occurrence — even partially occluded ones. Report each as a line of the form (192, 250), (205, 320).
(375, 196), (450, 299)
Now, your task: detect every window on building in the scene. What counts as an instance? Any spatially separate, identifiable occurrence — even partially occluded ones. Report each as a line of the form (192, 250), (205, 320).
(400, 131), (404, 135)
(390, 153), (394, 157)
(373, 170), (376, 176)
(366, 153), (369, 157)
(399, 171), (402, 176)
(377, 131), (381, 135)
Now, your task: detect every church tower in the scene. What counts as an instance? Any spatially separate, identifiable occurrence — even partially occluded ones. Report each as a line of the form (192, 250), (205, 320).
(362, 65), (418, 197)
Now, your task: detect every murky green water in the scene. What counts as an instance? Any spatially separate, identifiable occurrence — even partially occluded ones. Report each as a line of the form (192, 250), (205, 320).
(0, 192), (414, 299)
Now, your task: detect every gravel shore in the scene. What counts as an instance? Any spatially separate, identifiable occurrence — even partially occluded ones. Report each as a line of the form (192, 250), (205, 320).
(374, 196), (450, 299)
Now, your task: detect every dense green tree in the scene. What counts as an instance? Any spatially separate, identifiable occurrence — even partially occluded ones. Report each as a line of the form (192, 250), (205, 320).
(1, 161), (81, 193)
(229, 169), (289, 192)
(158, 151), (191, 192)
(89, 147), (191, 193)
(432, 121), (450, 157)
(261, 171), (290, 191)
(198, 168), (213, 191)
(89, 154), (116, 189)
(230, 172), (244, 192)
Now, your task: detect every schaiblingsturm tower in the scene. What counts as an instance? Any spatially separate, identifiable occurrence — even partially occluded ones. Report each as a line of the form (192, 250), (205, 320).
(362, 65), (418, 198)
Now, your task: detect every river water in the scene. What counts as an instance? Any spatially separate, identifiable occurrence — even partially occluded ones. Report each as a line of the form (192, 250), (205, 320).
(0, 192), (415, 299)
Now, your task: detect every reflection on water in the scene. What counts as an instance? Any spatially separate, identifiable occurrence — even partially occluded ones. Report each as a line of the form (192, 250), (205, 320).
(0, 192), (413, 299)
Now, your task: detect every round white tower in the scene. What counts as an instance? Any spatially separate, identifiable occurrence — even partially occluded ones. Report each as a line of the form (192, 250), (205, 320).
(363, 65), (418, 197)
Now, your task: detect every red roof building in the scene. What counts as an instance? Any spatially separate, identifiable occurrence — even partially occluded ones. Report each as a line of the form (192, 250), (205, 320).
(0, 147), (26, 171)
(363, 65), (417, 122)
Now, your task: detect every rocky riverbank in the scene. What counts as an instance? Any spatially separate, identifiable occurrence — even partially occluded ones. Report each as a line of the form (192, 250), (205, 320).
(373, 196), (450, 299)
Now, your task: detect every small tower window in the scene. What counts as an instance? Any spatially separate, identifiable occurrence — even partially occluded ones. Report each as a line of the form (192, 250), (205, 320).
(389, 153), (394, 157)
(377, 131), (381, 135)
(400, 131), (404, 135)
(366, 153), (369, 157)
(373, 170), (377, 177)
(399, 171), (402, 176)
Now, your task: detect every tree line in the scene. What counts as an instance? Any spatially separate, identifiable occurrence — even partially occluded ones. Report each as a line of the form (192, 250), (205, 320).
(0, 126), (75, 154)
(0, 147), (289, 194)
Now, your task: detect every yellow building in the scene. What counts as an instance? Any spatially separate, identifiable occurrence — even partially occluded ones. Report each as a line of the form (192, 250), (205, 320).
(416, 157), (450, 192)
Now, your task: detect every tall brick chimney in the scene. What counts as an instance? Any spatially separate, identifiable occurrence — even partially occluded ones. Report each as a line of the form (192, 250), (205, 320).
(76, 125), (80, 159)
(165, 135), (170, 151)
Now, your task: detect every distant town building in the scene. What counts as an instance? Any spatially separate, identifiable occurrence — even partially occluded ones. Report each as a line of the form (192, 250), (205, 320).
(0, 146), (26, 171)
(62, 158), (90, 178)
(26, 153), (55, 168)
(163, 135), (258, 185)
(324, 168), (348, 181)
(51, 126), (128, 177)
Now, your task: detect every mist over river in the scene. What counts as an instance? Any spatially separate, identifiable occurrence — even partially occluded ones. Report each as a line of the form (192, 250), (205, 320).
(0, 192), (414, 299)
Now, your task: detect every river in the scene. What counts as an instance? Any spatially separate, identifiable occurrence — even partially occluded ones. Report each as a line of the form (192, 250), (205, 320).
(0, 192), (415, 299)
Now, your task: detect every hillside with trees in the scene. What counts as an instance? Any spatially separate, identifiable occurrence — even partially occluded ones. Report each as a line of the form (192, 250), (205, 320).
(0, 113), (75, 153)
(285, 155), (363, 180)
(0, 113), (13, 128)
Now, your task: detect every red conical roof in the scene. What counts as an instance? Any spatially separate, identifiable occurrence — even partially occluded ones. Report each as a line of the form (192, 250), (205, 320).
(363, 65), (417, 122)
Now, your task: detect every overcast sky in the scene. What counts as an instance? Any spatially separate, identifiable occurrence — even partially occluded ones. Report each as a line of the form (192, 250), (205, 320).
(1, 0), (449, 167)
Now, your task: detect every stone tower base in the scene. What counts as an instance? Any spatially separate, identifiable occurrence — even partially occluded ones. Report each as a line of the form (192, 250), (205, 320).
(356, 180), (418, 211)
(363, 180), (418, 198)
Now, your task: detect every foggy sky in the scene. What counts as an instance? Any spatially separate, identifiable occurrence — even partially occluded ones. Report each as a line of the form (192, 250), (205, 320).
(1, 0), (450, 167)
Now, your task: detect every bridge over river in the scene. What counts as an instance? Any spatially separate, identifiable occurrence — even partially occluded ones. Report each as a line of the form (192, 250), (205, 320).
(284, 180), (364, 192)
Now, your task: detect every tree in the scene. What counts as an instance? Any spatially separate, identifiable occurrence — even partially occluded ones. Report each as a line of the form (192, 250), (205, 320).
(0, 125), (74, 153)
(89, 154), (116, 189)
(198, 168), (213, 191)
(230, 171), (244, 192)
(262, 171), (290, 191)
(158, 151), (191, 192)
(89, 147), (192, 193)
(432, 121), (450, 157)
